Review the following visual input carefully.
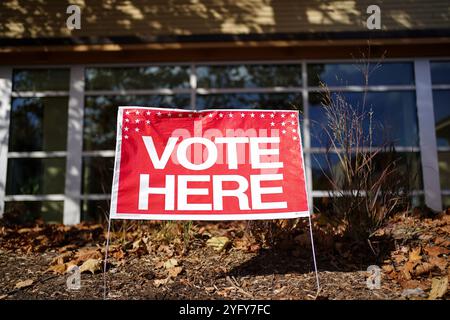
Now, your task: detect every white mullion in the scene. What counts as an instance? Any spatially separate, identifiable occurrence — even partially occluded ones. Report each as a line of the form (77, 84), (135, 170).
(84, 88), (191, 96)
(302, 61), (314, 212)
(8, 151), (67, 158)
(11, 91), (69, 98)
(431, 85), (450, 90)
(307, 85), (415, 92)
(0, 67), (12, 217)
(5, 194), (65, 201)
(81, 194), (111, 200)
(190, 64), (197, 110)
(63, 66), (85, 225)
(82, 150), (115, 157)
(307, 146), (421, 153)
(414, 59), (442, 211)
(196, 87), (303, 95)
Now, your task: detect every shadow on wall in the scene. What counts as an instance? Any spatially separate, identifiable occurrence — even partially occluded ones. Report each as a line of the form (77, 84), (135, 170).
(0, 0), (448, 42)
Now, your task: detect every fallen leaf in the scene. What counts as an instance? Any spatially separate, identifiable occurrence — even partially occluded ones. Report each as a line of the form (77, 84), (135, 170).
(434, 237), (450, 248)
(58, 244), (77, 253)
(79, 258), (102, 274)
(73, 248), (102, 264)
(154, 278), (170, 287)
(206, 236), (231, 251)
(428, 277), (448, 300)
(168, 266), (183, 278)
(402, 261), (417, 280)
(51, 252), (73, 266)
(408, 247), (422, 262)
(424, 246), (450, 257)
(47, 263), (67, 274)
(15, 279), (33, 289)
(428, 256), (448, 271)
(382, 264), (394, 273)
(164, 258), (178, 269)
(414, 262), (435, 277)
(112, 249), (125, 261)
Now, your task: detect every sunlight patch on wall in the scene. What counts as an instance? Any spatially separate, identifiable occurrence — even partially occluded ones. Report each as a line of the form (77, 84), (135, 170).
(306, 1), (360, 26)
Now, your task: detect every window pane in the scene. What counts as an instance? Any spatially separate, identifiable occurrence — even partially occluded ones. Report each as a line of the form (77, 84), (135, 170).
(85, 66), (190, 90)
(433, 90), (450, 147)
(307, 62), (414, 87)
(13, 69), (70, 91)
(4, 201), (63, 224)
(431, 61), (450, 85)
(83, 95), (190, 150)
(196, 93), (302, 110)
(311, 152), (422, 191)
(309, 91), (418, 148)
(6, 158), (66, 195)
(81, 200), (110, 222)
(197, 64), (302, 88)
(82, 157), (114, 194)
(438, 151), (450, 190)
(442, 196), (450, 209)
(9, 97), (68, 151)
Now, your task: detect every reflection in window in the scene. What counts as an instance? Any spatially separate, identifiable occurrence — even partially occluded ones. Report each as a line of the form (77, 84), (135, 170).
(196, 93), (302, 110)
(431, 61), (450, 85)
(9, 97), (68, 152)
(197, 64), (303, 88)
(13, 69), (70, 91)
(433, 90), (450, 147)
(83, 95), (190, 150)
(85, 66), (190, 90)
(4, 201), (64, 224)
(6, 158), (66, 195)
(309, 91), (418, 148)
(307, 62), (414, 87)
(438, 152), (450, 190)
(81, 200), (110, 222)
(442, 196), (450, 209)
(82, 157), (114, 194)
(311, 152), (422, 191)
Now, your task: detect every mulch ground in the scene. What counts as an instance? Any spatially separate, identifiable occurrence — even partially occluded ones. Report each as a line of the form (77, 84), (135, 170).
(0, 212), (448, 300)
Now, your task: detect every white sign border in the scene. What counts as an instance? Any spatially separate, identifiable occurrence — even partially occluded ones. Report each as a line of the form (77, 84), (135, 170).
(109, 106), (310, 220)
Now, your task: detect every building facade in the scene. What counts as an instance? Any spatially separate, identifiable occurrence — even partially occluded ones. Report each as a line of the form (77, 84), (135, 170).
(0, 0), (449, 224)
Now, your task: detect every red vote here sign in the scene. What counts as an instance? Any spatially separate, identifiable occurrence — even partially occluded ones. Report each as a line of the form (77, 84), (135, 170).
(110, 107), (310, 220)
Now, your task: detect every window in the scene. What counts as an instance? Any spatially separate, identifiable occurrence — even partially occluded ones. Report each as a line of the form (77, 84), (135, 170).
(82, 66), (192, 220)
(2, 60), (439, 223)
(431, 61), (450, 206)
(5, 68), (70, 223)
(306, 62), (422, 213)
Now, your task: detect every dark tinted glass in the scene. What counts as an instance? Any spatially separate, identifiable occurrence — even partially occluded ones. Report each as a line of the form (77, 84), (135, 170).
(197, 64), (302, 88)
(311, 152), (422, 191)
(9, 97), (68, 151)
(196, 93), (302, 110)
(433, 90), (450, 147)
(13, 69), (70, 91)
(85, 66), (190, 90)
(83, 95), (190, 150)
(4, 201), (63, 224)
(431, 61), (450, 85)
(438, 151), (450, 189)
(82, 157), (115, 194)
(81, 200), (110, 222)
(6, 158), (66, 195)
(307, 62), (414, 87)
(309, 91), (418, 147)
